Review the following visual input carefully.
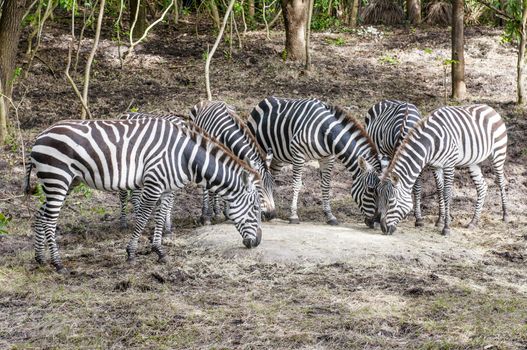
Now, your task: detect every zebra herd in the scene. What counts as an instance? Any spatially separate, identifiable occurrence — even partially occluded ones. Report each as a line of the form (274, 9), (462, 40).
(24, 97), (510, 273)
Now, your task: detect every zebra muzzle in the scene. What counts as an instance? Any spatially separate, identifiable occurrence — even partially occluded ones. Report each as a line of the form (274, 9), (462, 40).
(243, 228), (262, 248)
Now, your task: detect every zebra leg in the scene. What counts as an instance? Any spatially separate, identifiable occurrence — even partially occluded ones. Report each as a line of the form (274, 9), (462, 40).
(118, 190), (129, 230)
(319, 157), (338, 225)
(200, 189), (212, 225)
(492, 156), (509, 223)
(163, 192), (175, 236)
(42, 194), (68, 273)
(213, 194), (224, 222)
(131, 189), (141, 214)
(126, 190), (160, 263)
(441, 167), (455, 236)
(413, 174), (424, 227)
(289, 158), (305, 224)
(433, 168), (445, 228)
(151, 193), (171, 263)
(33, 207), (47, 265)
(466, 165), (488, 229)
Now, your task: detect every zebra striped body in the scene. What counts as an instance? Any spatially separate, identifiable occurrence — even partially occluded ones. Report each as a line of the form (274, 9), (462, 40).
(376, 105), (509, 235)
(117, 112), (187, 233)
(365, 100), (434, 227)
(25, 118), (262, 272)
(190, 101), (275, 224)
(248, 97), (381, 225)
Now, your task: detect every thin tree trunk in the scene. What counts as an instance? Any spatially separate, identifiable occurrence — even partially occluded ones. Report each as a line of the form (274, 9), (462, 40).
(0, 0), (30, 145)
(350, 0), (359, 27)
(130, 0), (146, 40)
(209, 0), (221, 29)
(451, 0), (466, 100)
(249, 0), (255, 18)
(517, 0), (527, 105)
(305, 0), (313, 69)
(281, 0), (308, 61)
(407, 0), (421, 25)
(80, 0), (106, 119)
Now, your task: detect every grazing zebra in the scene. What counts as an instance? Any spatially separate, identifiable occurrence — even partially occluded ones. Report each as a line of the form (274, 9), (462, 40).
(365, 100), (437, 227)
(189, 101), (275, 224)
(24, 118), (262, 273)
(247, 97), (382, 225)
(118, 112), (187, 233)
(376, 104), (509, 236)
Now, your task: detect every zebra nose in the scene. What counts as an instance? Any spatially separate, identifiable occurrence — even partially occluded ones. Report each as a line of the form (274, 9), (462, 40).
(243, 228), (262, 248)
(263, 210), (276, 221)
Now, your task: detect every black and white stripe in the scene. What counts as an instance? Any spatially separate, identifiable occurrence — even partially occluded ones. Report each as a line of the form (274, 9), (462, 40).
(365, 100), (435, 227)
(24, 118), (262, 272)
(117, 112), (187, 233)
(248, 97), (381, 225)
(190, 101), (275, 224)
(376, 104), (509, 235)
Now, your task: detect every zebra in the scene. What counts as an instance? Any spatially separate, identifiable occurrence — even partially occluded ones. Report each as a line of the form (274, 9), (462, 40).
(247, 97), (382, 225)
(375, 104), (509, 236)
(365, 99), (436, 227)
(117, 112), (187, 233)
(189, 100), (275, 224)
(24, 118), (262, 273)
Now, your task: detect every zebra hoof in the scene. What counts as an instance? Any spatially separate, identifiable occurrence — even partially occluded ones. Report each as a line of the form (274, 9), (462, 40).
(35, 256), (46, 265)
(126, 256), (136, 264)
(200, 216), (212, 226)
(288, 218), (300, 224)
(158, 255), (168, 264)
(55, 264), (68, 275)
(503, 215), (510, 223)
(119, 222), (128, 230)
(415, 219), (425, 227)
(326, 218), (339, 226)
(441, 227), (451, 236)
(465, 222), (477, 230)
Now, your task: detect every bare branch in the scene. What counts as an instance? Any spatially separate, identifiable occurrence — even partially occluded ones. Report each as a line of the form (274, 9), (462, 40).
(473, 0), (515, 20)
(205, 0), (237, 100)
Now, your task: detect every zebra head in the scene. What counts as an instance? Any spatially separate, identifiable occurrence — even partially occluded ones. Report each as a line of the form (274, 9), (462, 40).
(351, 156), (381, 226)
(376, 174), (413, 235)
(225, 169), (263, 248)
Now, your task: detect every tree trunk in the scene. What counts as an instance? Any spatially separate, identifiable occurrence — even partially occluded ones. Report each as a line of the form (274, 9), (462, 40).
(130, 0), (147, 40)
(517, 0), (527, 105)
(281, 0), (308, 61)
(451, 0), (466, 100)
(407, 0), (421, 25)
(0, 0), (29, 145)
(350, 0), (359, 27)
(249, 0), (255, 18)
(209, 0), (221, 29)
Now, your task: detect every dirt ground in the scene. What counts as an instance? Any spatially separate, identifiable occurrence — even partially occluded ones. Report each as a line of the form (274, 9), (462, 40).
(0, 19), (526, 349)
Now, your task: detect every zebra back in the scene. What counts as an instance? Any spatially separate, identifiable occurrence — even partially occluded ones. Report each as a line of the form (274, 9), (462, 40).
(365, 100), (422, 162)
(120, 111), (187, 128)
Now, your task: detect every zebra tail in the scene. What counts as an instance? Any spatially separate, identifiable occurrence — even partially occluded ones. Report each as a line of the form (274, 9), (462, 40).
(23, 161), (34, 195)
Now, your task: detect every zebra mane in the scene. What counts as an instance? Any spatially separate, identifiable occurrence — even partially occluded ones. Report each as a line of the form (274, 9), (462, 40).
(383, 112), (429, 180)
(224, 105), (269, 166)
(193, 100), (269, 168)
(182, 120), (261, 179)
(329, 104), (380, 163)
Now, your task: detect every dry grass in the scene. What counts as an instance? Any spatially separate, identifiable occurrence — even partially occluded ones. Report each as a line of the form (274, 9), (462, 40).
(425, 1), (452, 25)
(362, 0), (405, 25)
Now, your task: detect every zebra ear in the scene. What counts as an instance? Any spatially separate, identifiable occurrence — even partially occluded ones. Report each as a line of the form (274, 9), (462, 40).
(358, 156), (373, 172)
(265, 148), (273, 167)
(241, 169), (255, 189)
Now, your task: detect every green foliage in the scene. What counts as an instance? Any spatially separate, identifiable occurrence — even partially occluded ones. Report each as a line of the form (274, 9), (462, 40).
(72, 183), (93, 200)
(423, 48), (433, 54)
(34, 183), (46, 204)
(311, 14), (342, 31)
(0, 212), (11, 235)
(379, 53), (399, 65)
(202, 50), (209, 61)
(130, 106), (139, 112)
(281, 48), (287, 61)
(326, 37), (346, 46)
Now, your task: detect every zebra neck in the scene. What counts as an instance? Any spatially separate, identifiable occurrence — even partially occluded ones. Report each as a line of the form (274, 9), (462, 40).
(390, 139), (429, 192)
(331, 123), (378, 177)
